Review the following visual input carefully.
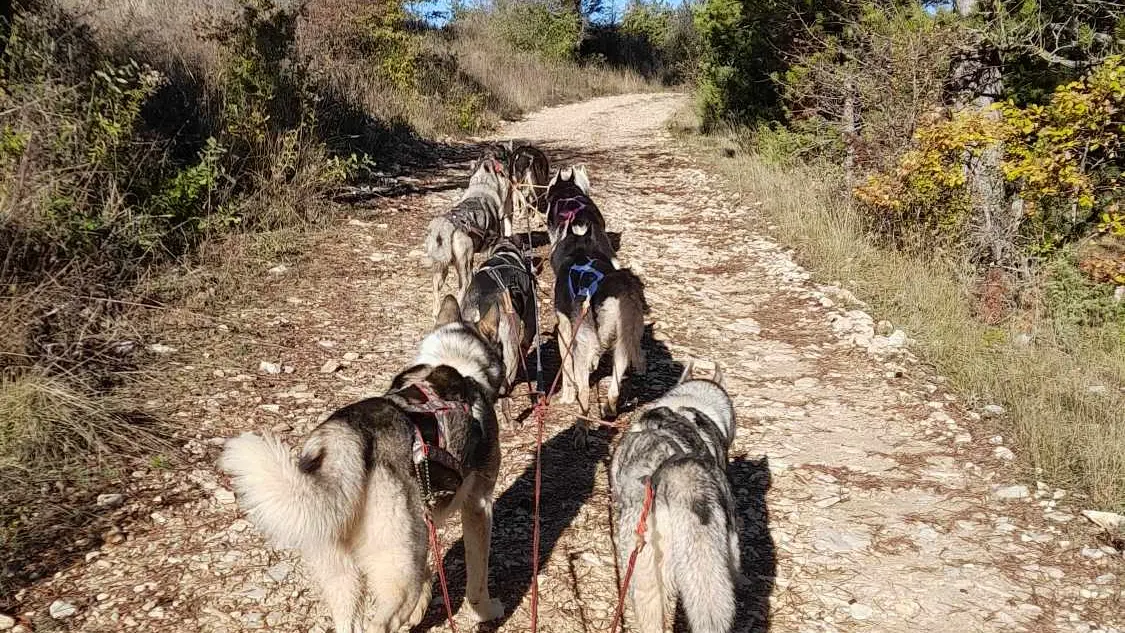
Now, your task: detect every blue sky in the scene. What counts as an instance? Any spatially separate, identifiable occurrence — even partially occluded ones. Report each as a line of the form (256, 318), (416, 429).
(408, 0), (671, 26)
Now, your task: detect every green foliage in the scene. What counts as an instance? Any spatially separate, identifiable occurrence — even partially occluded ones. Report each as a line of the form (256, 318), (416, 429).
(855, 56), (1125, 269)
(1044, 255), (1125, 337)
(495, 1), (582, 62)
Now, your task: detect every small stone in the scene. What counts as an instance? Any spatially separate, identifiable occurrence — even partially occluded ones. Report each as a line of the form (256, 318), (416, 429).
(342, 352), (360, 362)
(259, 361), (282, 375)
(49, 600), (78, 620)
(849, 603), (873, 620)
(266, 562), (292, 583)
(320, 359), (341, 374)
(992, 485), (1030, 500)
(267, 264), (289, 275)
(994, 446), (1016, 461)
(989, 435), (1004, 445)
(214, 488), (236, 504)
(1082, 510), (1125, 533)
(1080, 547), (1105, 559)
(982, 404), (1006, 418)
(146, 343), (177, 355)
(96, 493), (125, 508)
(318, 340), (336, 349)
(0, 614), (15, 630)
(954, 433), (972, 444)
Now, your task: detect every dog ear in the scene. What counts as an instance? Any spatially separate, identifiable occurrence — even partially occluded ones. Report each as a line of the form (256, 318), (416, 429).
(677, 359), (694, 385)
(477, 304), (501, 340)
(435, 295), (462, 326)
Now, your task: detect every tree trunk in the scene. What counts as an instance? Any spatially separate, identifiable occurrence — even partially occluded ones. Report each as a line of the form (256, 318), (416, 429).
(841, 72), (858, 187)
(950, 2), (1015, 266)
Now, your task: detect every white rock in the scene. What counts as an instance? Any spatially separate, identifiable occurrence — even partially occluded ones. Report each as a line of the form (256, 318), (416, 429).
(724, 318), (761, 335)
(0, 614), (15, 630)
(1080, 547), (1105, 559)
(320, 359), (341, 374)
(146, 343), (177, 355)
(214, 488), (236, 504)
(885, 329), (908, 347)
(992, 485), (1030, 500)
(994, 446), (1016, 461)
(849, 603), (874, 620)
(989, 435), (1005, 445)
(49, 600), (78, 620)
(259, 361), (282, 375)
(266, 561), (292, 583)
(96, 493), (125, 508)
(982, 404), (1006, 418)
(342, 352), (360, 362)
(1081, 510), (1125, 534)
(268, 264), (289, 275)
(318, 340), (336, 349)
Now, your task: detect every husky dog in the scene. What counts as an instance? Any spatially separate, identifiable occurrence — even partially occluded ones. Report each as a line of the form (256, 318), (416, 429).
(219, 296), (506, 633)
(505, 142), (550, 220)
(550, 214), (646, 439)
(609, 364), (739, 633)
(460, 239), (537, 400)
(545, 165), (609, 248)
(424, 154), (514, 317)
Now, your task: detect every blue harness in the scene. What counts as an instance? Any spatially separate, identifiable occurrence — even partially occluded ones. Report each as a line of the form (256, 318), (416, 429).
(567, 259), (604, 301)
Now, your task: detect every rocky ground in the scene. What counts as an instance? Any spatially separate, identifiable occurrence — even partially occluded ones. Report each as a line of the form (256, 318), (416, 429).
(6, 93), (1124, 633)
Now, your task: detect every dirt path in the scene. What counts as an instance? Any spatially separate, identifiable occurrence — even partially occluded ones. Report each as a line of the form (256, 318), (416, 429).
(17, 93), (1123, 633)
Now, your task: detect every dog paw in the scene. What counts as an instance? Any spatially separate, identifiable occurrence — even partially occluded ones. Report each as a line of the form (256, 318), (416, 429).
(465, 598), (504, 622)
(600, 400), (618, 419)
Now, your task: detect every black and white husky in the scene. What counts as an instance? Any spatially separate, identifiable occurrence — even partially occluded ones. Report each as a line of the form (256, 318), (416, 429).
(610, 364), (739, 633)
(219, 296), (506, 633)
(545, 164), (610, 250)
(550, 210), (646, 438)
(460, 239), (537, 401)
(424, 154), (514, 317)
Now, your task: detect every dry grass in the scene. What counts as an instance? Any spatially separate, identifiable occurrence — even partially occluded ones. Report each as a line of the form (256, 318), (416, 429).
(675, 114), (1125, 510)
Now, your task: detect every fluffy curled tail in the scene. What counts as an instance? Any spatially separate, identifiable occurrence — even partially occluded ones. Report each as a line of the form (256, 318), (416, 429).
(652, 460), (737, 633)
(424, 217), (453, 266)
(219, 429), (366, 551)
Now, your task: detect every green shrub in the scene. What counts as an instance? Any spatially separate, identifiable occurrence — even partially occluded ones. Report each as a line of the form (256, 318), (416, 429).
(495, 1), (582, 62)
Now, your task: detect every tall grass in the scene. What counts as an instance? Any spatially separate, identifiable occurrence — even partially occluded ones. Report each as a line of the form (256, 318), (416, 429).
(676, 117), (1125, 510)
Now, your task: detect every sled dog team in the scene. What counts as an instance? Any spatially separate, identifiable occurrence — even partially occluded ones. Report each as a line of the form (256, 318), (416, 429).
(220, 141), (743, 633)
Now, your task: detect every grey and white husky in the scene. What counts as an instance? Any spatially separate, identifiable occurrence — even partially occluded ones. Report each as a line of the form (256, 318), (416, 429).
(609, 363), (739, 633)
(424, 154), (514, 317)
(460, 239), (536, 401)
(219, 296), (506, 633)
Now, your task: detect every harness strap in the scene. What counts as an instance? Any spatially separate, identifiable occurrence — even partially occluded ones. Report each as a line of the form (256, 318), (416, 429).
(390, 382), (471, 495)
(568, 258), (605, 300)
(609, 479), (655, 633)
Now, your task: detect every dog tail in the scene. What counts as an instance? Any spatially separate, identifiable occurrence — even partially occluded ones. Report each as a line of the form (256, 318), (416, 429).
(423, 216), (453, 266)
(650, 459), (736, 633)
(219, 427), (366, 551)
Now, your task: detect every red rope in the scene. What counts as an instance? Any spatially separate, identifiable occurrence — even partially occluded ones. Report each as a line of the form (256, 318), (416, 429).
(609, 480), (655, 633)
(425, 514), (458, 633)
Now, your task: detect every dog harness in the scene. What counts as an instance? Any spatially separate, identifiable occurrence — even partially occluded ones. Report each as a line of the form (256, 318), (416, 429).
(386, 381), (471, 506)
(567, 258), (605, 300)
(447, 199), (499, 250)
(551, 196), (588, 226)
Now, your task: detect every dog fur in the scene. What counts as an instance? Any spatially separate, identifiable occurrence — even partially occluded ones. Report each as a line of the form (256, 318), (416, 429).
(609, 365), (739, 633)
(550, 214), (646, 441)
(219, 296), (506, 633)
(505, 142), (550, 221)
(424, 154), (514, 317)
(460, 239), (537, 400)
(545, 165), (611, 250)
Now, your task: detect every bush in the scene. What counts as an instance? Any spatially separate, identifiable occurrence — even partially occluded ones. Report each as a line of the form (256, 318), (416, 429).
(494, 1), (583, 62)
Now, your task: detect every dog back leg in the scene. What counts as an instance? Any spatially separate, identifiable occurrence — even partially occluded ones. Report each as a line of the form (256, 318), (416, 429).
(432, 265), (449, 319)
(556, 311), (577, 405)
(460, 478), (504, 622)
(630, 535), (667, 633)
(573, 323), (599, 416)
(355, 466), (428, 632)
(306, 546), (363, 633)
